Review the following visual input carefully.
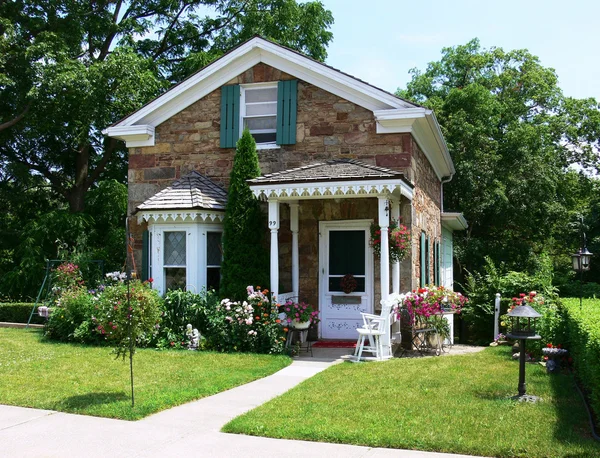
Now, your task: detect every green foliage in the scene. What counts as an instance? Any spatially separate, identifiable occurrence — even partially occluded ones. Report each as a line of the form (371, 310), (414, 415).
(399, 39), (600, 281)
(0, 302), (41, 324)
(157, 289), (219, 349)
(560, 297), (600, 422)
(44, 286), (101, 344)
(199, 286), (286, 354)
(94, 280), (163, 358)
(462, 255), (557, 344)
(220, 130), (269, 299)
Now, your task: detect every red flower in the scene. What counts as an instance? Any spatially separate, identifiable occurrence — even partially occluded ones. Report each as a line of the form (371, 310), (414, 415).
(148, 278), (154, 283)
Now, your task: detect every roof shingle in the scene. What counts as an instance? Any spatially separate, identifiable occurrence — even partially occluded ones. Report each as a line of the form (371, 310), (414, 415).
(136, 171), (227, 212)
(248, 159), (409, 185)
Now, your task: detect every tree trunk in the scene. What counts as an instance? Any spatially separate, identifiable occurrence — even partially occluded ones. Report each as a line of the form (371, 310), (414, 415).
(66, 185), (86, 213)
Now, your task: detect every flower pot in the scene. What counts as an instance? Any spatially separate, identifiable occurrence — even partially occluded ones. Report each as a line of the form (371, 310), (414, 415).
(291, 320), (310, 330)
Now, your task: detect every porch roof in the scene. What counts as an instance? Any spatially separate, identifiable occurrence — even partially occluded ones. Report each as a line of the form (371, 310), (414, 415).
(249, 159), (414, 200)
(136, 171), (227, 212)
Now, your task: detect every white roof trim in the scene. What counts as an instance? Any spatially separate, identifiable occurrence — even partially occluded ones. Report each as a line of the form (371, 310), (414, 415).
(138, 210), (225, 224)
(250, 178), (413, 201)
(374, 108), (455, 179)
(104, 125), (155, 148)
(441, 212), (468, 231)
(103, 37), (417, 146)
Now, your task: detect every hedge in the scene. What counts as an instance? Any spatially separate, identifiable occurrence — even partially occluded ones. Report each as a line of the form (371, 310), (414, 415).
(0, 303), (45, 324)
(560, 297), (600, 419)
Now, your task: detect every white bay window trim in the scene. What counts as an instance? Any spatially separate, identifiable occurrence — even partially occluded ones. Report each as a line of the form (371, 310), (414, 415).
(150, 222), (223, 295)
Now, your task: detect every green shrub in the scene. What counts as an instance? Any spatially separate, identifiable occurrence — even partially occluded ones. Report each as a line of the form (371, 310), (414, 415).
(44, 286), (101, 343)
(157, 289), (218, 349)
(0, 303), (43, 324)
(94, 280), (163, 357)
(462, 255), (557, 344)
(560, 297), (600, 420)
(200, 286), (286, 354)
(220, 130), (269, 300)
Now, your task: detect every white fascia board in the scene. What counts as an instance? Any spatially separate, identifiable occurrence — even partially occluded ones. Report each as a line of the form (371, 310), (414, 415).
(102, 125), (155, 147)
(258, 41), (410, 111)
(106, 37), (415, 134)
(441, 212), (468, 231)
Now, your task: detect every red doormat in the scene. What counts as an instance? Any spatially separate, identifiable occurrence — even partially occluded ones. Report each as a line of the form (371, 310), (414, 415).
(312, 340), (357, 348)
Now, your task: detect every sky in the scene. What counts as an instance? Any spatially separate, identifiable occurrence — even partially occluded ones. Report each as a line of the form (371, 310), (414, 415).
(319, 0), (600, 100)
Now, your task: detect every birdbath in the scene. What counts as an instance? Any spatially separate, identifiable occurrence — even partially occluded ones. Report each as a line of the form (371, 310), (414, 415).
(506, 304), (542, 402)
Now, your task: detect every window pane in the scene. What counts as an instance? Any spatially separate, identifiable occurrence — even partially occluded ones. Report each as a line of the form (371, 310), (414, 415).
(207, 267), (220, 292)
(329, 276), (365, 293)
(207, 232), (222, 266)
(164, 231), (186, 266)
(244, 116), (276, 131)
(165, 267), (186, 291)
(252, 132), (277, 144)
(246, 102), (277, 116)
(329, 231), (365, 275)
(245, 87), (277, 103)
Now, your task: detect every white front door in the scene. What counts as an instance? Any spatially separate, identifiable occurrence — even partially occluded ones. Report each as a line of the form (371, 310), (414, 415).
(319, 220), (373, 339)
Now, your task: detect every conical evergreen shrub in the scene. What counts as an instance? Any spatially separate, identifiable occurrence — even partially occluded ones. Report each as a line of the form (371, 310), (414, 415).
(220, 129), (269, 299)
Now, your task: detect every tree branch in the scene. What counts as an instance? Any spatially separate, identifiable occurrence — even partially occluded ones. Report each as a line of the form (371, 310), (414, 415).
(85, 138), (118, 189)
(97, 0), (124, 61)
(152, 2), (192, 59)
(0, 104), (31, 133)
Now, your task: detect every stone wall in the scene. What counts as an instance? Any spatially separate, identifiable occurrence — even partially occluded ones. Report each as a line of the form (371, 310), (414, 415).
(127, 62), (442, 297)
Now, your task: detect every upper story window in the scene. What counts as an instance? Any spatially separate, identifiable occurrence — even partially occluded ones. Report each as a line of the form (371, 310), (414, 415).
(220, 80), (297, 149)
(241, 84), (277, 146)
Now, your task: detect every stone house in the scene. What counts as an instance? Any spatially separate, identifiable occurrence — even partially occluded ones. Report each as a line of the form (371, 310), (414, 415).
(104, 37), (467, 346)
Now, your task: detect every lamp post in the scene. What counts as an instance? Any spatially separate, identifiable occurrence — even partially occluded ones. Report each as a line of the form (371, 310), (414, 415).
(571, 218), (593, 309)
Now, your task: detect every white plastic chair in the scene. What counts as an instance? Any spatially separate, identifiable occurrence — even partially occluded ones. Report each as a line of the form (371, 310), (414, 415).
(353, 299), (394, 361)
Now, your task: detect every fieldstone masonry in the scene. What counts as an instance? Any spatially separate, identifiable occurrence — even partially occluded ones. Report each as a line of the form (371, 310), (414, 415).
(127, 62), (442, 299)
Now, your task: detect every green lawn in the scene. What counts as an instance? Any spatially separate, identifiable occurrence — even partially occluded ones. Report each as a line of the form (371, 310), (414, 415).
(224, 346), (599, 458)
(0, 328), (290, 420)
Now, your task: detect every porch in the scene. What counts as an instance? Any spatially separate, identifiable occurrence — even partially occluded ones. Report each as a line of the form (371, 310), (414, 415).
(249, 159), (414, 357)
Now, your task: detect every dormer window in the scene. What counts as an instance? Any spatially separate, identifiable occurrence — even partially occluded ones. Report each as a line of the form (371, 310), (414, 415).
(241, 84), (278, 146)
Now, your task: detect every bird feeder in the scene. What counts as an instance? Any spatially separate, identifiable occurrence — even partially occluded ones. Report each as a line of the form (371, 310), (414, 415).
(506, 304), (541, 401)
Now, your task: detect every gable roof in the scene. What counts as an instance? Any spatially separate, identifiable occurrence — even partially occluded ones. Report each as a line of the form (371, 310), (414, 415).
(104, 36), (455, 179)
(136, 171), (227, 213)
(249, 159), (410, 185)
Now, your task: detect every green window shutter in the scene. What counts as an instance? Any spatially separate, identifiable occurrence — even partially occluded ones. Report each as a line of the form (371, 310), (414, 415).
(426, 236), (431, 285)
(420, 231), (426, 287)
(434, 241), (440, 286)
(220, 85), (240, 148)
(276, 80), (297, 145)
(142, 230), (149, 282)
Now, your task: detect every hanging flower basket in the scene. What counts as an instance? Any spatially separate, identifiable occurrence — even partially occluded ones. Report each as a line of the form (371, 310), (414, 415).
(370, 219), (410, 263)
(340, 274), (357, 294)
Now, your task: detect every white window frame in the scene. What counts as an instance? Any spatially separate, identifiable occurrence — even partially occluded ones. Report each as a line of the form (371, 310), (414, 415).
(205, 230), (223, 291)
(240, 82), (278, 149)
(149, 222), (224, 295)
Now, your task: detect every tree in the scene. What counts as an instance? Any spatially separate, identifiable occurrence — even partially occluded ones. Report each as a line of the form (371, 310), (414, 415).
(220, 129), (269, 299)
(398, 39), (600, 278)
(0, 0), (334, 212)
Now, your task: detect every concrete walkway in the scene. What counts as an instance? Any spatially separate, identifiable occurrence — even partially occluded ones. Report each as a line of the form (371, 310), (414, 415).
(0, 353), (484, 458)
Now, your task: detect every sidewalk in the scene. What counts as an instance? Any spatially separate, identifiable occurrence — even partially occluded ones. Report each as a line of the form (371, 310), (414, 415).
(0, 355), (484, 458)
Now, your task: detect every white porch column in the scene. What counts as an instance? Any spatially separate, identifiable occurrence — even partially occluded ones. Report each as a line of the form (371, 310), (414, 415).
(268, 200), (280, 302)
(391, 199), (401, 294)
(378, 196), (391, 359)
(289, 202), (299, 298)
(378, 196), (390, 301)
